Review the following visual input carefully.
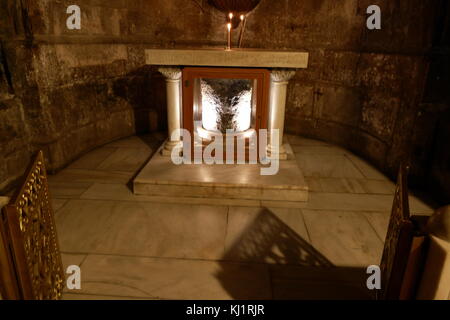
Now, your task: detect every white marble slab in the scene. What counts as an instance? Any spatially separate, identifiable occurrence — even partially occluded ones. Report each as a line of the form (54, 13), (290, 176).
(65, 254), (272, 299)
(133, 142), (308, 202)
(302, 209), (384, 267)
(81, 183), (261, 207)
(56, 199), (228, 260)
(224, 206), (313, 265)
(269, 264), (373, 300)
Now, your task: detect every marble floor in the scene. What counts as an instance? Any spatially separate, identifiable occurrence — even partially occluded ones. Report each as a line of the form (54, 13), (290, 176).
(49, 132), (435, 300)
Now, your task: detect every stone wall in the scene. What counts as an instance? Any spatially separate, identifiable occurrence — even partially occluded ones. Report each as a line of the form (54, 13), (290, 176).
(409, 1), (450, 204)
(0, 0), (444, 195)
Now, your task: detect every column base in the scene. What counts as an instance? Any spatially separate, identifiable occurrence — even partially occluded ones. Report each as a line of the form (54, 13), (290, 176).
(266, 144), (288, 160)
(161, 139), (182, 157)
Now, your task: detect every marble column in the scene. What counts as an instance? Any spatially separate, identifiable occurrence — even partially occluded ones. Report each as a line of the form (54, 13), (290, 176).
(266, 69), (296, 160)
(159, 67), (182, 156)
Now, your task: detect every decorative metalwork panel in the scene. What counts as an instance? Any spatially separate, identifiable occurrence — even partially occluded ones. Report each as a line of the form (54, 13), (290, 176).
(0, 205), (20, 299)
(379, 163), (414, 300)
(4, 151), (64, 300)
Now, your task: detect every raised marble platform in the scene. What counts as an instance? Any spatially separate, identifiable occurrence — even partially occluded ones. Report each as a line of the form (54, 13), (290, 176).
(145, 48), (309, 68)
(133, 142), (308, 202)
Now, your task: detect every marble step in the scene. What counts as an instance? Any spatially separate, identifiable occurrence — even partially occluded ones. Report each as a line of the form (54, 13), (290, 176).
(133, 142), (308, 202)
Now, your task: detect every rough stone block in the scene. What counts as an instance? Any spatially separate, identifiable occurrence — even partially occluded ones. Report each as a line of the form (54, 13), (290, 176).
(5, 148), (31, 181)
(0, 98), (29, 155)
(285, 117), (317, 137)
(0, 156), (9, 190)
(95, 109), (134, 145)
(360, 90), (401, 141)
(314, 85), (361, 127)
(47, 122), (98, 170)
(286, 82), (314, 117)
(246, 0), (362, 50)
(320, 51), (360, 86)
(358, 0), (435, 53)
(357, 53), (425, 100)
(55, 44), (128, 68)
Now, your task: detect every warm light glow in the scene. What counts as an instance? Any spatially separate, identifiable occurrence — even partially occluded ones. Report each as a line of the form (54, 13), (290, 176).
(227, 22), (231, 31)
(233, 90), (252, 131)
(240, 14), (245, 21)
(197, 126), (256, 140)
(197, 126), (211, 140)
(201, 82), (252, 133)
(228, 12), (233, 20)
(202, 98), (218, 131)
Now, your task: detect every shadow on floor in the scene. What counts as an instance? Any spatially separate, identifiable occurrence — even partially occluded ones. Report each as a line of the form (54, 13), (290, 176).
(215, 208), (374, 300)
(136, 132), (167, 151)
(125, 133), (167, 191)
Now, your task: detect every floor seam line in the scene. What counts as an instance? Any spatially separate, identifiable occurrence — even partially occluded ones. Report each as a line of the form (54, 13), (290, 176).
(344, 153), (369, 179)
(363, 213), (386, 244)
(222, 206), (230, 257)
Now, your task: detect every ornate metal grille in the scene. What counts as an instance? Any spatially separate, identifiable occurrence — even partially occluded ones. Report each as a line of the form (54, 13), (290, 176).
(379, 163), (414, 300)
(1, 151), (64, 300)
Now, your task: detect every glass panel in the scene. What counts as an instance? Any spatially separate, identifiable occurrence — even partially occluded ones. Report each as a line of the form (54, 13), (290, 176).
(197, 78), (254, 133)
